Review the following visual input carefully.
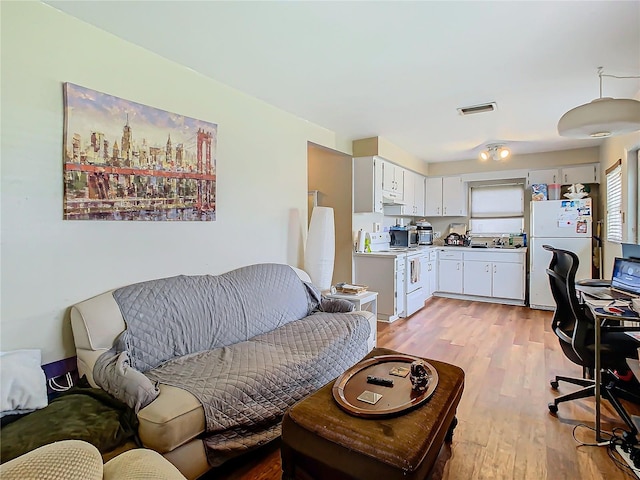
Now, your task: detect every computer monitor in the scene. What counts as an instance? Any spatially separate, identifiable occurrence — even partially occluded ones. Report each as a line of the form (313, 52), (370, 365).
(622, 242), (640, 260)
(611, 257), (640, 296)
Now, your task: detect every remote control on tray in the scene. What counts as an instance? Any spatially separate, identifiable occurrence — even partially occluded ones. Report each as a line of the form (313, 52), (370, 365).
(367, 375), (394, 387)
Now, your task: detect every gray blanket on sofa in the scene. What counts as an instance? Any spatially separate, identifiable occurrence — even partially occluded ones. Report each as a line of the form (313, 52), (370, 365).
(108, 263), (370, 465)
(145, 311), (369, 465)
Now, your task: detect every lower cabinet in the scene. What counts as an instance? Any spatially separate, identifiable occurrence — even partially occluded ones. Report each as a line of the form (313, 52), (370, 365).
(463, 259), (524, 300)
(463, 261), (492, 297)
(435, 248), (526, 304)
(438, 250), (463, 294)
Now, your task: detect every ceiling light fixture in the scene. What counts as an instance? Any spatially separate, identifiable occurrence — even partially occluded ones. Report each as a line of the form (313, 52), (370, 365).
(557, 67), (640, 139)
(479, 144), (510, 162)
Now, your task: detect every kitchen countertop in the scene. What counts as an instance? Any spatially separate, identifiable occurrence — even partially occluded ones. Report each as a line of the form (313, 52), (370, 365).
(353, 245), (528, 257)
(434, 245), (528, 253)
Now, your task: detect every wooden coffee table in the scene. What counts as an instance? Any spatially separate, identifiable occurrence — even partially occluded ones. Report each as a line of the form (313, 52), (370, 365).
(281, 347), (465, 480)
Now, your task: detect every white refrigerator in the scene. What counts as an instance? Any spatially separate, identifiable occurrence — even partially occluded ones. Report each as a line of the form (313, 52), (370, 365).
(529, 199), (593, 310)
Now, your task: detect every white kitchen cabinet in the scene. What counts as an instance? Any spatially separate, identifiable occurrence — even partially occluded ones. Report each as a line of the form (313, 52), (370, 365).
(414, 174), (426, 216)
(526, 164), (600, 187)
(425, 176), (466, 216)
(560, 164), (600, 185)
(381, 160), (404, 199)
(421, 249), (437, 301)
(437, 249), (463, 294)
(427, 249), (438, 298)
(527, 168), (559, 187)
(442, 176), (466, 216)
(463, 261), (492, 297)
(400, 170), (426, 216)
(353, 156), (384, 213)
(492, 261), (525, 300)
(463, 250), (525, 302)
(353, 253), (405, 322)
(425, 177), (443, 216)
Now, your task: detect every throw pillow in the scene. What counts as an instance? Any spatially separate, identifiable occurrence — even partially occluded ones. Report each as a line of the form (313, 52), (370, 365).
(0, 349), (48, 417)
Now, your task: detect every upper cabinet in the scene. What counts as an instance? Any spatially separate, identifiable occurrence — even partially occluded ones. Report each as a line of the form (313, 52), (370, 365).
(401, 170), (426, 216)
(381, 160), (404, 199)
(353, 156), (384, 213)
(527, 168), (559, 187)
(526, 163), (600, 187)
(425, 177), (443, 216)
(426, 176), (466, 216)
(561, 164), (600, 185)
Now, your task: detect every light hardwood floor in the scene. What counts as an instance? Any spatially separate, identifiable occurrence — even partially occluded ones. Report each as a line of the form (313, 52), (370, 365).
(208, 297), (638, 480)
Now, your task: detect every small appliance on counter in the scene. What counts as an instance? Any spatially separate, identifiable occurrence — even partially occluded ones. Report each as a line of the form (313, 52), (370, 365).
(390, 226), (418, 248)
(443, 223), (469, 246)
(444, 233), (469, 246)
(416, 221), (433, 245)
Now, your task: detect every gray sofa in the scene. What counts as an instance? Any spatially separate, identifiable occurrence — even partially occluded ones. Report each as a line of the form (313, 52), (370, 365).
(70, 263), (374, 479)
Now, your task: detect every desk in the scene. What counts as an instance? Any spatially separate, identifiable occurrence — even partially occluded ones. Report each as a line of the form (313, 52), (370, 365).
(582, 297), (640, 441)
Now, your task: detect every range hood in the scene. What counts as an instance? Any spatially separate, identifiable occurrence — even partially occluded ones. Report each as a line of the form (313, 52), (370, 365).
(382, 194), (406, 205)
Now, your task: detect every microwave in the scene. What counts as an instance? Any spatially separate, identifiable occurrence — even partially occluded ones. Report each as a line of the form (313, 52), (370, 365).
(390, 227), (419, 248)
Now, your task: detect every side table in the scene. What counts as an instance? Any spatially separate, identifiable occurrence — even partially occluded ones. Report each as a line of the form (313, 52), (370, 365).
(325, 291), (378, 350)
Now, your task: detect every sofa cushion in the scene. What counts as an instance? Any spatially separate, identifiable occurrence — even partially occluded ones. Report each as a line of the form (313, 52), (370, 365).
(137, 384), (204, 453)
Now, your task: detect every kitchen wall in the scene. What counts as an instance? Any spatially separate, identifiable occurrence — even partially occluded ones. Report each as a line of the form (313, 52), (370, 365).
(428, 147), (599, 176)
(307, 144), (352, 286)
(353, 137), (429, 175)
(0, 2), (349, 363)
(407, 148), (601, 239)
(599, 130), (640, 278)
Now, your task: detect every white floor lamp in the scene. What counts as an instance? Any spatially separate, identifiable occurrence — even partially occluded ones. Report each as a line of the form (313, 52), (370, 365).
(304, 206), (335, 291)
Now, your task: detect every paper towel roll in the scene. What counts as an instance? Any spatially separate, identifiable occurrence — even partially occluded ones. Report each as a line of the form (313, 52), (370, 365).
(356, 230), (366, 252)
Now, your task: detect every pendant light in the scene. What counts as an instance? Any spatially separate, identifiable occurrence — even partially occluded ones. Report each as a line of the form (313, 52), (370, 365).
(479, 144), (510, 162)
(557, 67), (640, 139)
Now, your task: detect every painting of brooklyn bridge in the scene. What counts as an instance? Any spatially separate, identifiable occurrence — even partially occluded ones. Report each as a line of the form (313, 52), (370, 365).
(63, 83), (217, 221)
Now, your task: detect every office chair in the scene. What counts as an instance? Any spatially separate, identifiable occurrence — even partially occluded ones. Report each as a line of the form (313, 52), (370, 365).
(544, 245), (640, 439)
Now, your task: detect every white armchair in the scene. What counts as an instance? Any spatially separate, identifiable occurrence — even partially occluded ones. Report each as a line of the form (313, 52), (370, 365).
(0, 440), (186, 480)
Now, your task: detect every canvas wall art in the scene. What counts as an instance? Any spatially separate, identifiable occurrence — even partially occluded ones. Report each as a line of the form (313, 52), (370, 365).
(63, 83), (217, 220)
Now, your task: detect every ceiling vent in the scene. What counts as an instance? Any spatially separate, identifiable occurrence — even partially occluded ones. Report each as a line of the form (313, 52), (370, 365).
(457, 102), (498, 116)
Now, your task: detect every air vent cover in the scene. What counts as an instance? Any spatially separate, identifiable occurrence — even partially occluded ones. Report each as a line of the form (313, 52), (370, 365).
(457, 102), (498, 116)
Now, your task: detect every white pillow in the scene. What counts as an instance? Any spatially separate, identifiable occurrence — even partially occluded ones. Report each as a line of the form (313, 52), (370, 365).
(0, 349), (48, 417)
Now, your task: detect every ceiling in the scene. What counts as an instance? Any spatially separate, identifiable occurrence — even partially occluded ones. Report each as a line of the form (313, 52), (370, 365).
(44, 1), (640, 163)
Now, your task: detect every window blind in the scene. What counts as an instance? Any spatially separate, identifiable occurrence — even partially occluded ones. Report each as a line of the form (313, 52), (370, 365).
(606, 162), (623, 243)
(469, 183), (524, 234)
(470, 184), (524, 217)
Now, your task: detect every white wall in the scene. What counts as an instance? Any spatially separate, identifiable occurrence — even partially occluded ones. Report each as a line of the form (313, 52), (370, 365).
(0, 2), (347, 363)
(599, 131), (640, 277)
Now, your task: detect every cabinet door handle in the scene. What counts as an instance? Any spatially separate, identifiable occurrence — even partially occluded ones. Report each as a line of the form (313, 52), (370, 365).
(444, 207), (447, 215)
(494, 265), (497, 274)
(486, 265), (489, 272)
(553, 174), (556, 183)
(456, 263), (460, 270)
(564, 174), (568, 183)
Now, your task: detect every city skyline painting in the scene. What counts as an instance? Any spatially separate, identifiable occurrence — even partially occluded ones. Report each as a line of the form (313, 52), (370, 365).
(63, 82), (217, 221)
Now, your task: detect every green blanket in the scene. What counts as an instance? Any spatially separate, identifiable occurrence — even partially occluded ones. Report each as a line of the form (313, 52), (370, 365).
(0, 383), (139, 463)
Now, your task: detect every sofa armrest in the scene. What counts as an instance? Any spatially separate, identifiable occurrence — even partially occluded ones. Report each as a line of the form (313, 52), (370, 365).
(0, 440), (103, 480)
(76, 348), (109, 388)
(71, 290), (126, 386)
(103, 448), (186, 479)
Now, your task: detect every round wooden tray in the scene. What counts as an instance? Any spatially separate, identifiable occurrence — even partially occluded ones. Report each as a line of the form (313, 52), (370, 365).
(332, 354), (439, 418)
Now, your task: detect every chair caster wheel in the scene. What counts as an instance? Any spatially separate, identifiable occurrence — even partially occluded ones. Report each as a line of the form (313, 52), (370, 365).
(548, 403), (558, 414)
(550, 380), (559, 390)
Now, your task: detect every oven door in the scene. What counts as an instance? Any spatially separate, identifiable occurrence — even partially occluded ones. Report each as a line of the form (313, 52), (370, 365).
(406, 257), (421, 293)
